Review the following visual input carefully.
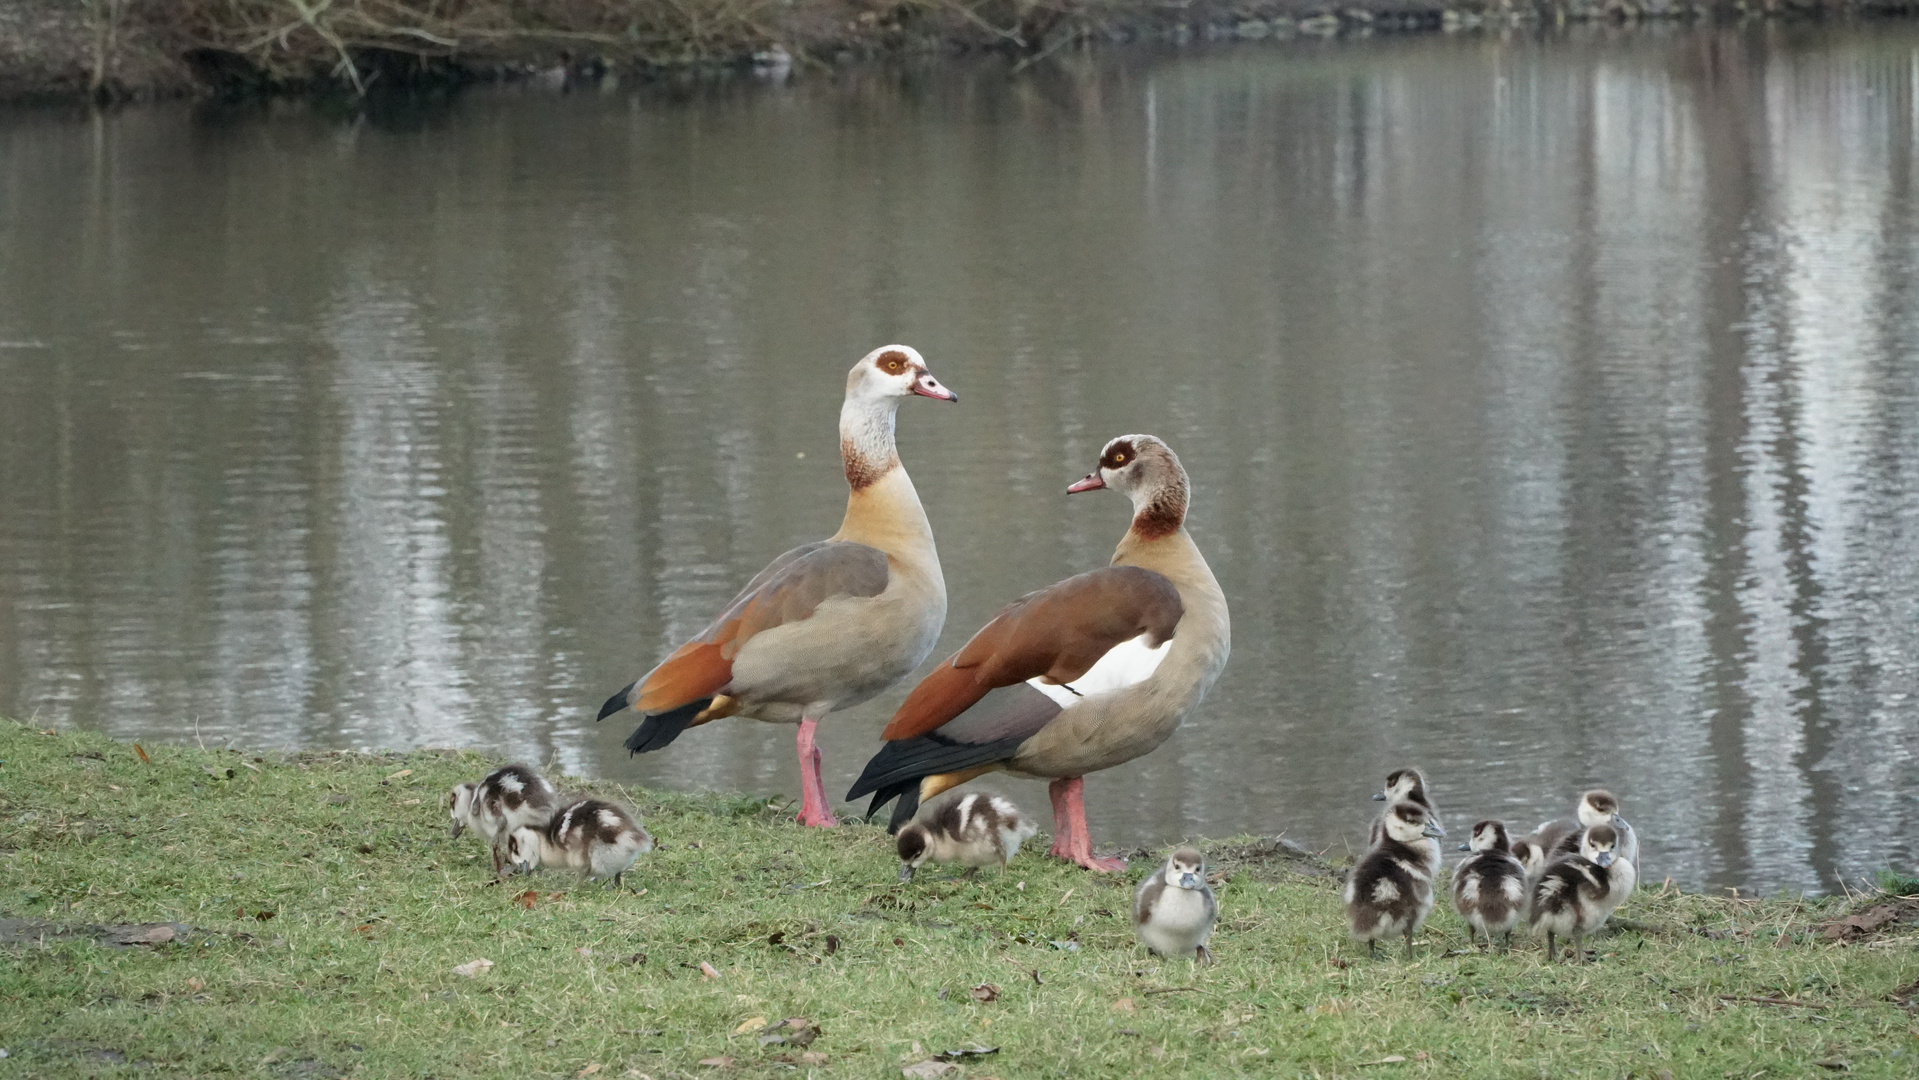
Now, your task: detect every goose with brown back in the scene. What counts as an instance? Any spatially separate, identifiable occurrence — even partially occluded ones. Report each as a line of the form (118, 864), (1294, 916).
(846, 435), (1230, 871)
(596, 345), (957, 827)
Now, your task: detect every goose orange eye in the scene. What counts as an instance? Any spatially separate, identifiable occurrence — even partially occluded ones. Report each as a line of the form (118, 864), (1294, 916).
(1112, 454), (1127, 465)
(882, 356), (905, 374)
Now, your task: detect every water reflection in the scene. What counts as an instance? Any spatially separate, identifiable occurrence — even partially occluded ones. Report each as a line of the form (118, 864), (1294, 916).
(2, 26), (1917, 894)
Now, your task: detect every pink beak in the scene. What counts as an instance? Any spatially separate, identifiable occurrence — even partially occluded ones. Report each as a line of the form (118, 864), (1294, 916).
(911, 372), (958, 401)
(1066, 472), (1105, 494)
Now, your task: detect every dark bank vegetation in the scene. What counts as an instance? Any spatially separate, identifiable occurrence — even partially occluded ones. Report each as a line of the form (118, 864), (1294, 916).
(2, 719), (1916, 1077)
(6, 0), (1919, 104)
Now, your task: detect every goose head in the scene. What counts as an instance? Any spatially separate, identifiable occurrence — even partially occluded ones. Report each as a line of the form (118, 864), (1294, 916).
(846, 345), (956, 403)
(1464, 819), (1511, 854)
(1374, 766), (1426, 805)
(1382, 800), (1446, 844)
(446, 782), (480, 838)
(1067, 435), (1190, 538)
(1163, 847), (1207, 891)
(1578, 824), (1620, 868)
(895, 822), (932, 881)
(1577, 790), (1620, 830)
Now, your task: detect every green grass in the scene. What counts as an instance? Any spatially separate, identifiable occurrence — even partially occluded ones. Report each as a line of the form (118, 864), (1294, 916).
(2, 718), (1915, 1079)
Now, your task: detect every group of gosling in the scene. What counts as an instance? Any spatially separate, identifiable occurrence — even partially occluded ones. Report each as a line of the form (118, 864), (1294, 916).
(445, 762), (1635, 967)
(1351, 767), (1639, 963)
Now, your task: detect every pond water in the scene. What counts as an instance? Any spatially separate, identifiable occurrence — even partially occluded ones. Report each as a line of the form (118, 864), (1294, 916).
(5, 24), (1919, 895)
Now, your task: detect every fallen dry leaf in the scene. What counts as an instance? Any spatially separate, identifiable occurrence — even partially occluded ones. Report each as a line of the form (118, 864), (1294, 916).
(1111, 997), (1135, 1013)
(577, 1065), (602, 1078)
(700, 962), (721, 980)
(799, 1052), (827, 1065)
(514, 890), (539, 910)
(733, 1017), (767, 1035)
(385, 768), (414, 780)
(1358, 1055), (1408, 1066)
(901, 1061), (960, 1079)
(696, 1057), (733, 1068)
(133, 744), (151, 764)
(184, 977), (204, 992)
(934, 1045), (999, 1062)
(969, 983), (1001, 1002)
(452, 958), (494, 977)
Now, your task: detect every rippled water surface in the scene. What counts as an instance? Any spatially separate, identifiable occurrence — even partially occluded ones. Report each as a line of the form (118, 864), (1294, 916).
(5, 26), (1919, 894)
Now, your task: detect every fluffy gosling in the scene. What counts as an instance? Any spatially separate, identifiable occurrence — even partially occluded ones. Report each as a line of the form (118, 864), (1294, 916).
(504, 798), (654, 887)
(1452, 820), (1528, 951)
(446, 764), (562, 874)
(1133, 847), (1218, 963)
(1539, 789), (1638, 870)
(1368, 766), (1440, 846)
(1527, 823), (1636, 963)
(1346, 800), (1445, 959)
(895, 793), (1039, 882)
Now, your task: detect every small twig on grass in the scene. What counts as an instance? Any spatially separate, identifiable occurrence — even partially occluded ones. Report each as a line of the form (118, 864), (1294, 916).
(1143, 986), (1203, 996)
(1718, 996), (1824, 1008)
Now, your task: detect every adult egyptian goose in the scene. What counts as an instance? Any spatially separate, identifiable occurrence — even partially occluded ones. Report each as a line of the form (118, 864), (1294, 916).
(845, 435), (1230, 871)
(595, 345), (956, 827)
(1527, 823), (1635, 963)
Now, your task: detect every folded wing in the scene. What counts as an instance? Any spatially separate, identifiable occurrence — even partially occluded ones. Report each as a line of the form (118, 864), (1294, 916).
(847, 565), (1183, 826)
(599, 541), (890, 752)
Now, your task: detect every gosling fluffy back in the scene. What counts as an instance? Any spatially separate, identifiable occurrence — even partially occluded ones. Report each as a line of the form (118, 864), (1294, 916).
(895, 793), (1038, 879)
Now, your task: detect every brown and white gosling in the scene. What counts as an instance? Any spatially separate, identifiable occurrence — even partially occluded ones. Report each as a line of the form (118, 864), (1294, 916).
(1527, 823), (1636, 963)
(1537, 789), (1638, 871)
(503, 798), (654, 887)
(446, 764), (562, 873)
(1369, 767), (1440, 846)
(894, 793), (1039, 882)
(1451, 820), (1528, 951)
(1345, 800), (1445, 959)
(1133, 847), (1218, 962)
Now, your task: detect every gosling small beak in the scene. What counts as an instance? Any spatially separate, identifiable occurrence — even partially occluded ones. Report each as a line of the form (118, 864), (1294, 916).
(1066, 472), (1104, 494)
(910, 372), (957, 401)
(448, 821), (464, 839)
(1178, 873), (1201, 889)
(898, 862), (916, 882)
(1612, 814), (1627, 830)
(1595, 851), (1614, 868)
(1423, 822), (1447, 839)
(1456, 842), (1471, 852)
(1372, 793), (1387, 801)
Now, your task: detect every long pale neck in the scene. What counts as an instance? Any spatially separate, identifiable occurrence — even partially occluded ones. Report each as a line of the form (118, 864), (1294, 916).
(1114, 527), (1220, 600)
(832, 396), (938, 565)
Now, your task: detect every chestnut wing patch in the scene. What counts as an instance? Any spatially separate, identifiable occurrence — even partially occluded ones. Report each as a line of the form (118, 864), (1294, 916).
(625, 541), (890, 715)
(880, 565), (1183, 742)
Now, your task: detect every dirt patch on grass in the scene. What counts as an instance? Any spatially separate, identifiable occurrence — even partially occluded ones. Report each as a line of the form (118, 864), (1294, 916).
(1816, 895), (1919, 943)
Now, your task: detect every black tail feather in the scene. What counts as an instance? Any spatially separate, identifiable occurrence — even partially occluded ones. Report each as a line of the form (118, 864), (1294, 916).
(597, 682), (638, 722)
(845, 733), (1027, 831)
(621, 698), (712, 754)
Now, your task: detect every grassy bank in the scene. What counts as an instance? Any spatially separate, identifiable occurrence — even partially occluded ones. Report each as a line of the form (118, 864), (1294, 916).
(12, 0), (1919, 103)
(1, 718), (1915, 1078)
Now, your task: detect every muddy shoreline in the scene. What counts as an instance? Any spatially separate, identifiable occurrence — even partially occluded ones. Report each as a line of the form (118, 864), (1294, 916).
(1, 0), (1915, 106)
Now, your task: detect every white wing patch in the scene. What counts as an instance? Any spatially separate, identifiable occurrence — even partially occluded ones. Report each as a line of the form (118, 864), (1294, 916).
(1026, 634), (1171, 706)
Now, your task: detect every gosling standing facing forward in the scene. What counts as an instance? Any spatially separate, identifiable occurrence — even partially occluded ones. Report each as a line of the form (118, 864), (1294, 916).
(1346, 801), (1445, 958)
(894, 793), (1039, 881)
(1452, 820), (1528, 951)
(1134, 847), (1217, 962)
(1528, 823), (1635, 963)
(504, 798), (654, 887)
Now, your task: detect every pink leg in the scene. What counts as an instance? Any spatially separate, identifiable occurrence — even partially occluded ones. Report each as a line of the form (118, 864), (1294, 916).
(1045, 777), (1125, 872)
(794, 717), (837, 827)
